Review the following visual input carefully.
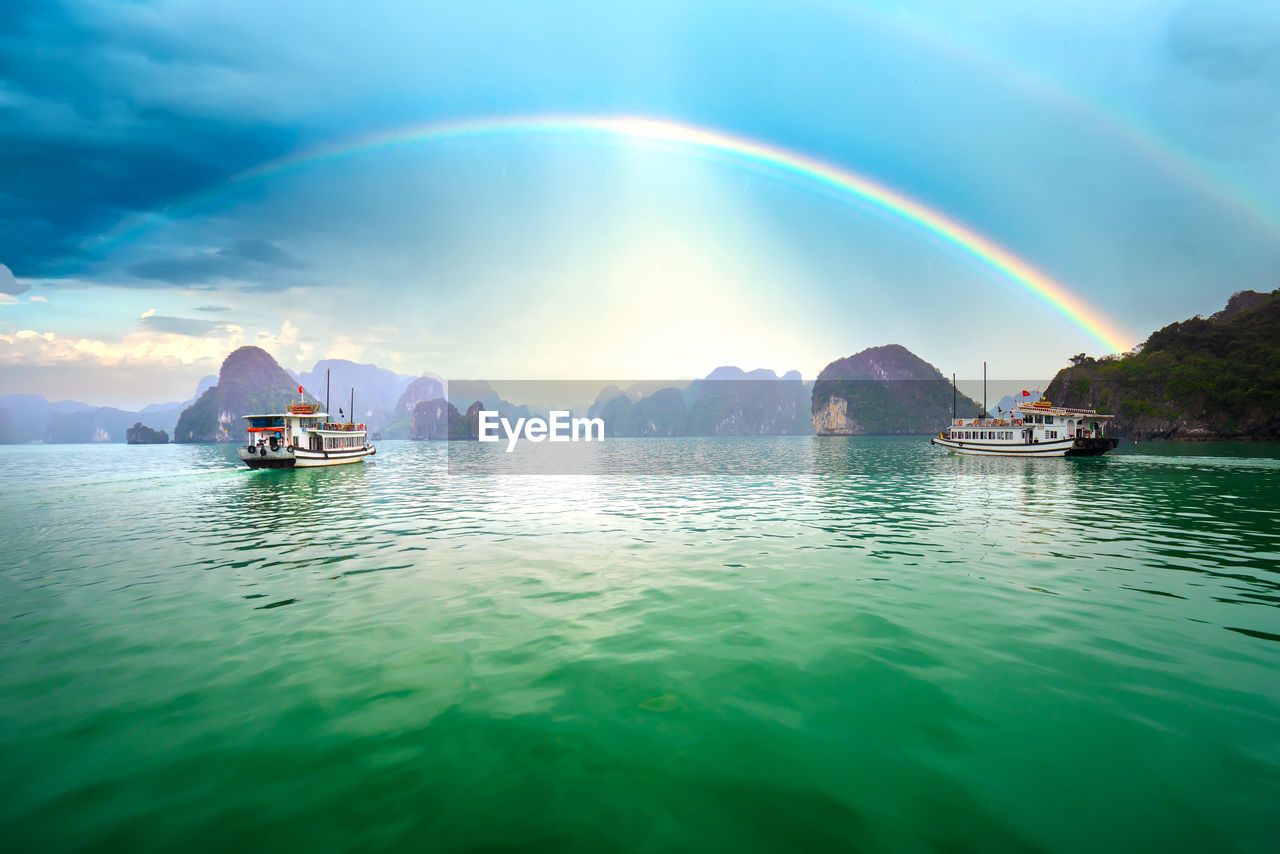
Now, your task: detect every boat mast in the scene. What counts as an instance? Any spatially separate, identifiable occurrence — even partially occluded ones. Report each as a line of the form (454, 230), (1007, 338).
(983, 361), (987, 418)
(349, 388), (354, 426)
(952, 373), (956, 421)
(326, 369), (330, 418)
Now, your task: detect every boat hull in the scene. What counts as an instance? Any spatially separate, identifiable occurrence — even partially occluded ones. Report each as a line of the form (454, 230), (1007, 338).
(931, 436), (1117, 457)
(1063, 436), (1119, 457)
(237, 445), (375, 469)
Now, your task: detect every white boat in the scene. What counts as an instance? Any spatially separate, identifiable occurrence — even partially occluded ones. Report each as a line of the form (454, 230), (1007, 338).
(236, 402), (375, 469)
(931, 396), (1118, 457)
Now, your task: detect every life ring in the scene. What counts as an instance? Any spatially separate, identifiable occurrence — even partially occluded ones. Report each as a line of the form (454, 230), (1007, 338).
(1014, 419), (1023, 426)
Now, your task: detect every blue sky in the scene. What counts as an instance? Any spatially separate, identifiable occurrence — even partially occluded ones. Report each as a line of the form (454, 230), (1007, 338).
(1, 0), (1277, 407)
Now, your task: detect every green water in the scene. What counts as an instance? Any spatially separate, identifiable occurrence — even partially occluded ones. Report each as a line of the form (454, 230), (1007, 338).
(2, 438), (1279, 853)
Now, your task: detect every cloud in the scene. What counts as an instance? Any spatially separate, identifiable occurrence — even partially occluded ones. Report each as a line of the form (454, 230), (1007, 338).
(140, 307), (156, 318)
(254, 319), (313, 365)
(0, 2), (300, 278)
(127, 238), (308, 288)
(0, 263), (29, 295)
(222, 238), (307, 269)
(194, 304), (231, 312)
(29, 295), (47, 302)
(0, 327), (243, 367)
(0, 319), (295, 368)
(138, 314), (235, 336)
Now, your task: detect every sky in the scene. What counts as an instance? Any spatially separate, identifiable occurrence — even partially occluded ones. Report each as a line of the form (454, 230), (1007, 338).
(1, 0), (1278, 408)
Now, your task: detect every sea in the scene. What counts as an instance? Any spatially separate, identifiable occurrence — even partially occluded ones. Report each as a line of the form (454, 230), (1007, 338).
(2, 437), (1278, 853)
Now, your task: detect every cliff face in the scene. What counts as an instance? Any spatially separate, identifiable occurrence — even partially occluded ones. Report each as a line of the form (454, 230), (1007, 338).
(174, 346), (314, 443)
(811, 345), (982, 435)
(409, 398), (482, 440)
(812, 395), (851, 434)
(380, 375), (447, 438)
(1046, 289), (1280, 439)
(46, 407), (138, 443)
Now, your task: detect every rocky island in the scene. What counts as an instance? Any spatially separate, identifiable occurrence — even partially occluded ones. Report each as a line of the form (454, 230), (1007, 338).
(126, 422), (169, 444)
(811, 345), (982, 435)
(175, 346), (318, 443)
(1046, 289), (1280, 439)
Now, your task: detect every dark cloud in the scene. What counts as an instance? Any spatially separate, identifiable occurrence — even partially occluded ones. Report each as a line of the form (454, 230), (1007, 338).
(194, 304), (231, 312)
(138, 314), (231, 336)
(127, 239), (307, 287)
(0, 2), (299, 278)
(223, 238), (307, 269)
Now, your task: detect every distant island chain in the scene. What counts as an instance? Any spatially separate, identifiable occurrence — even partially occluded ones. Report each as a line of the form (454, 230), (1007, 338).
(1, 288), (1276, 447)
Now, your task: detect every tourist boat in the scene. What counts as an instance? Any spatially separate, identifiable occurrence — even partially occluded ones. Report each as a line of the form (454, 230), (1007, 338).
(931, 395), (1119, 457)
(237, 398), (375, 469)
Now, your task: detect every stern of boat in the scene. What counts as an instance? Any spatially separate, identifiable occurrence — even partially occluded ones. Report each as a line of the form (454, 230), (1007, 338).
(237, 445), (297, 469)
(1065, 436), (1119, 457)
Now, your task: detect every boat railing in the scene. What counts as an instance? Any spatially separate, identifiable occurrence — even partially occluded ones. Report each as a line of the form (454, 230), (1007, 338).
(952, 417), (1022, 428)
(319, 422), (366, 432)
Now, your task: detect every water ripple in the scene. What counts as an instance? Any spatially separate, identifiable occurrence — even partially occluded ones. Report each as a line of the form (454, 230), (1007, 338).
(1, 438), (1279, 852)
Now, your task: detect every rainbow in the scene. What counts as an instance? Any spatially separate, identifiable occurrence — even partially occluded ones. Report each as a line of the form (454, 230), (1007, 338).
(87, 115), (1134, 352)
(836, 4), (1280, 240)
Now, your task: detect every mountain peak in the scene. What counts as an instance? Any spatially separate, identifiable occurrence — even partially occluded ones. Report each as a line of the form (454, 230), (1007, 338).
(1209, 289), (1275, 323)
(816, 344), (944, 383)
(175, 347), (311, 443)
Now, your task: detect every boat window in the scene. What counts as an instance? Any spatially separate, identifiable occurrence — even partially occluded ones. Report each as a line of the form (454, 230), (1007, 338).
(1045, 416), (1054, 424)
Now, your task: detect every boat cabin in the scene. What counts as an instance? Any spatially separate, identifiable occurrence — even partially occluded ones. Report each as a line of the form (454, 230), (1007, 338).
(945, 401), (1112, 445)
(243, 403), (366, 453)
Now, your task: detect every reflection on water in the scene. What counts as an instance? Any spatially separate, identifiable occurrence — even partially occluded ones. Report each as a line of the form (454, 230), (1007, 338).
(0, 438), (1278, 853)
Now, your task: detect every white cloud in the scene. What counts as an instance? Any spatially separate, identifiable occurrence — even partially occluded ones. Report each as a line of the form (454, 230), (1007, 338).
(0, 320), (310, 369)
(326, 335), (366, 362)
(29, 295), (47, 303)
(0, 326), (246, 367)
(254, 319), (314, 366)
(0, 293), (16, 306)
(140, 307), (156, 318)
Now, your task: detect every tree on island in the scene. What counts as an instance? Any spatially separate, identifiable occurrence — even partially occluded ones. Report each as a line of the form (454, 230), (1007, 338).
(126, 422), (169, 444)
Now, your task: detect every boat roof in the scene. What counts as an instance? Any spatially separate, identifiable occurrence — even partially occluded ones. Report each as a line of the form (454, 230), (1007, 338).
(1013, 403), (1113, 418)
(241, 412), (330, 420)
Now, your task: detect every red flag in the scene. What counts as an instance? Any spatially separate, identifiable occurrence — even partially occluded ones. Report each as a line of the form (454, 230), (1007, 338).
(1021, 390), (1031, 397)
(298, 385), (304, 394)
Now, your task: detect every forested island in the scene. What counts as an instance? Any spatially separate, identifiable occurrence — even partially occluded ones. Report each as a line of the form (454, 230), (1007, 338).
(1046, 289), (1279, 439)
(126, 423), (169, 444)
